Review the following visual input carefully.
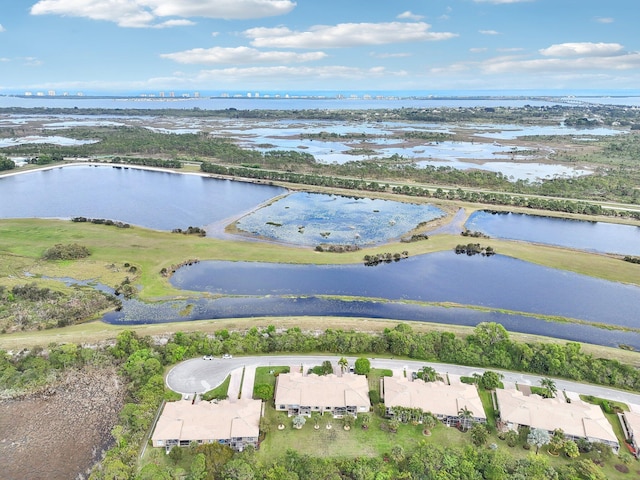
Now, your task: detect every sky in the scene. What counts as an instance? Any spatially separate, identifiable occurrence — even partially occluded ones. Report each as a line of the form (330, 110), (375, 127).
(0, 0), (639, 95)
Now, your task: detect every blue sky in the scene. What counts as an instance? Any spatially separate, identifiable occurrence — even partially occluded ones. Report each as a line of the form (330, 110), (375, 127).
(0, 0), (638, 94)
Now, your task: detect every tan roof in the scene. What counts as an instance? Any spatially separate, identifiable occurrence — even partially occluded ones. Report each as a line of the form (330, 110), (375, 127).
(496, 388), (618, 445)
(275, 371), (370, 409)
(624, 411), (640, 439)
(152, 398), (261, 443)
(383, 377), (486, 420)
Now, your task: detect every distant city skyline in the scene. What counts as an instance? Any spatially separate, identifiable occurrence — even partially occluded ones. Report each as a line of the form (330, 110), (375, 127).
(1, 1), (639, 94)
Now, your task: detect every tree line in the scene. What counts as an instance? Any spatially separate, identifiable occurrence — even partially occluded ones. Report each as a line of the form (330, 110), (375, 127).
(2, 321), (637, 479)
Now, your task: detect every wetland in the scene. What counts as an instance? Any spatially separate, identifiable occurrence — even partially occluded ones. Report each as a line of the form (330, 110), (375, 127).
(1, 102), (640, 348)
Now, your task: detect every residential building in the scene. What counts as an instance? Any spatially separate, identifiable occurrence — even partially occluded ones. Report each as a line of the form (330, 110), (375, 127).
(151, 398), (262, 452)
(275, 371), (370, 417)
(496, 388), (619, 452)
(383, 376), (487, 428)
(620, 411), (640, 457)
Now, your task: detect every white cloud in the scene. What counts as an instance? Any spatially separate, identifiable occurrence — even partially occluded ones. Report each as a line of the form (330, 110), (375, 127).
(23, 57), (43, 67)
(431, 42), (640, 78)
(245, 22), (457, 48)
(397, 11), (424, 21)
(497, 47), (524, 52)
(479, 30), (499, 35)
(30, 0), (296, 27)
(481, 53), (640, 74)
(539, 42), (624, 57)
(595, 17), (614, 24)
(370, 52), (412, 58)
(473, 0), (533, 3)
(0, 24), (5, 33)
(470, 48), (488, 53)
(161, 46), (326, 65)
(190, 65), (407, 81)
(153, 19), (196, 28)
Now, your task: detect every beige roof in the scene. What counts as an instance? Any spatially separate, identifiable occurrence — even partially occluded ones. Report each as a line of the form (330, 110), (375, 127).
(275, 371), (370, 409)
(496, 388), (618, 445)
(152, 398), (261, 443)
(383, 377), (486, 420)
(624, 411), (640, 439)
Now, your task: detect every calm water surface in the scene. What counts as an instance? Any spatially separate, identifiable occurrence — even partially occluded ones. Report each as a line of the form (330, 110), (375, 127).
(236, 192), (444, 246)
(0, 165), (286, 231)
(466, 210), (640, 256)
(170, 252), (640, 328)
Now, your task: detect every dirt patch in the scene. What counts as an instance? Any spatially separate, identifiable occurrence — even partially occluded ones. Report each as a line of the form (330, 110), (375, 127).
(0, 366), (125, 480)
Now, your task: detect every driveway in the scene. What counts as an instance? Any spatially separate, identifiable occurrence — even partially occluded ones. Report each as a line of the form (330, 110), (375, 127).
(166, 356), (249, 395)
(165, 355), (640, 407)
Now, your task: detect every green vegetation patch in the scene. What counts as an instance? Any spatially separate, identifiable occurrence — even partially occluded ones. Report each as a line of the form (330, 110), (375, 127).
(202, 375), (231, 401)
(42, 243), (90, 260)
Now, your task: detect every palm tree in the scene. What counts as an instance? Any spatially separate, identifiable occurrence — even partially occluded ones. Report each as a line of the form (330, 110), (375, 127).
(360, 413), (371, 430)
(338, 357), (349, 374)
(422, 413), (437, 435)
(540, 377), (557, 399)
(292, 414), (306, 429)
(458, 406), (474, 432)
(417, 366), (438, 382)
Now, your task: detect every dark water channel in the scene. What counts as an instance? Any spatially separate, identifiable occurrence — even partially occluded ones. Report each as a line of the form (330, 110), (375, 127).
(100, 251), (640, 348)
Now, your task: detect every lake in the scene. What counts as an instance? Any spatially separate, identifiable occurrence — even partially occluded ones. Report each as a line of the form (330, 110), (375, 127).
(3, 165), (639, 347)
(100, 250), (640, 348)
(169, 252), (640, 329)
(466, 210), (640, 256)
(0, 165), (286, 231)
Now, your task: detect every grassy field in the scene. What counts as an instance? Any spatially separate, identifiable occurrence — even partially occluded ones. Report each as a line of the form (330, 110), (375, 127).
(1, 215), (640, 362)
(256, 403), (633, 479)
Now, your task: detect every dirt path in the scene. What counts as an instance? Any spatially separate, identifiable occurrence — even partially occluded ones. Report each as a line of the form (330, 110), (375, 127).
(0, 366), (125, 480)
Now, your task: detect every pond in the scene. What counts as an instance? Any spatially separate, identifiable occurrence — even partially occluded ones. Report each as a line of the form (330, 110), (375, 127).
(0, 165), (287, 232)
(93, 250), (640, 348)
(169, 252), (640, 329)
(465, 210), (640, 256)
(102, 295), (640, 350)
(235, 192), (444, 246)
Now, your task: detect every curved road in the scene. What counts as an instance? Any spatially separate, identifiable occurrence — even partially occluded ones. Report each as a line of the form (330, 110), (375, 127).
(166, 355), (640, 410)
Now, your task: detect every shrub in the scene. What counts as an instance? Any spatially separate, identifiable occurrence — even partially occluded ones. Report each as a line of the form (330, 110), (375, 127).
(42, 243), (90, 260)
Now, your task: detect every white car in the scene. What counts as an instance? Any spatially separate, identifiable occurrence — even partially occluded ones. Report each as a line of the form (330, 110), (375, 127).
(203, 355), (214, 360)
(222, 354), (232, 359)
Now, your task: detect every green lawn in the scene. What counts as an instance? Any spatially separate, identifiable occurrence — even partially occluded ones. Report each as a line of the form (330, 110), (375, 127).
(202, 375), (231, 401)
(252, 366), (290, 398)
(258, 404), (468, 460)
(477, 389), (498, 433)
(367, 368), (393, 394)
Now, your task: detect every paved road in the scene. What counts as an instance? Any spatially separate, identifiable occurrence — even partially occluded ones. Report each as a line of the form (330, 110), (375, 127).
(165, 355), (640, 410)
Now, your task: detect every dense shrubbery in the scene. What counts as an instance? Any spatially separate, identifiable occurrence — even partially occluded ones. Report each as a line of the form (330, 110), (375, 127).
(172, 226), (206, 236)
(454, 243), (495, 256)
(71, 217), (131, 228)
(0, 283), (117, 332)
(4, 321), (635, 478)
(42, 243), (90, 260)
(0, 157), (15, 171)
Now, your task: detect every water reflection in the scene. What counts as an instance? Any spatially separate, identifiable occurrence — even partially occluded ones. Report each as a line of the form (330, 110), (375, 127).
(169, 252), (640, 328)
(102, 295), (640, 349)
(0, 165), (287, 231)
(466, 210), (640, 255)
(236, 192), (444, 246)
